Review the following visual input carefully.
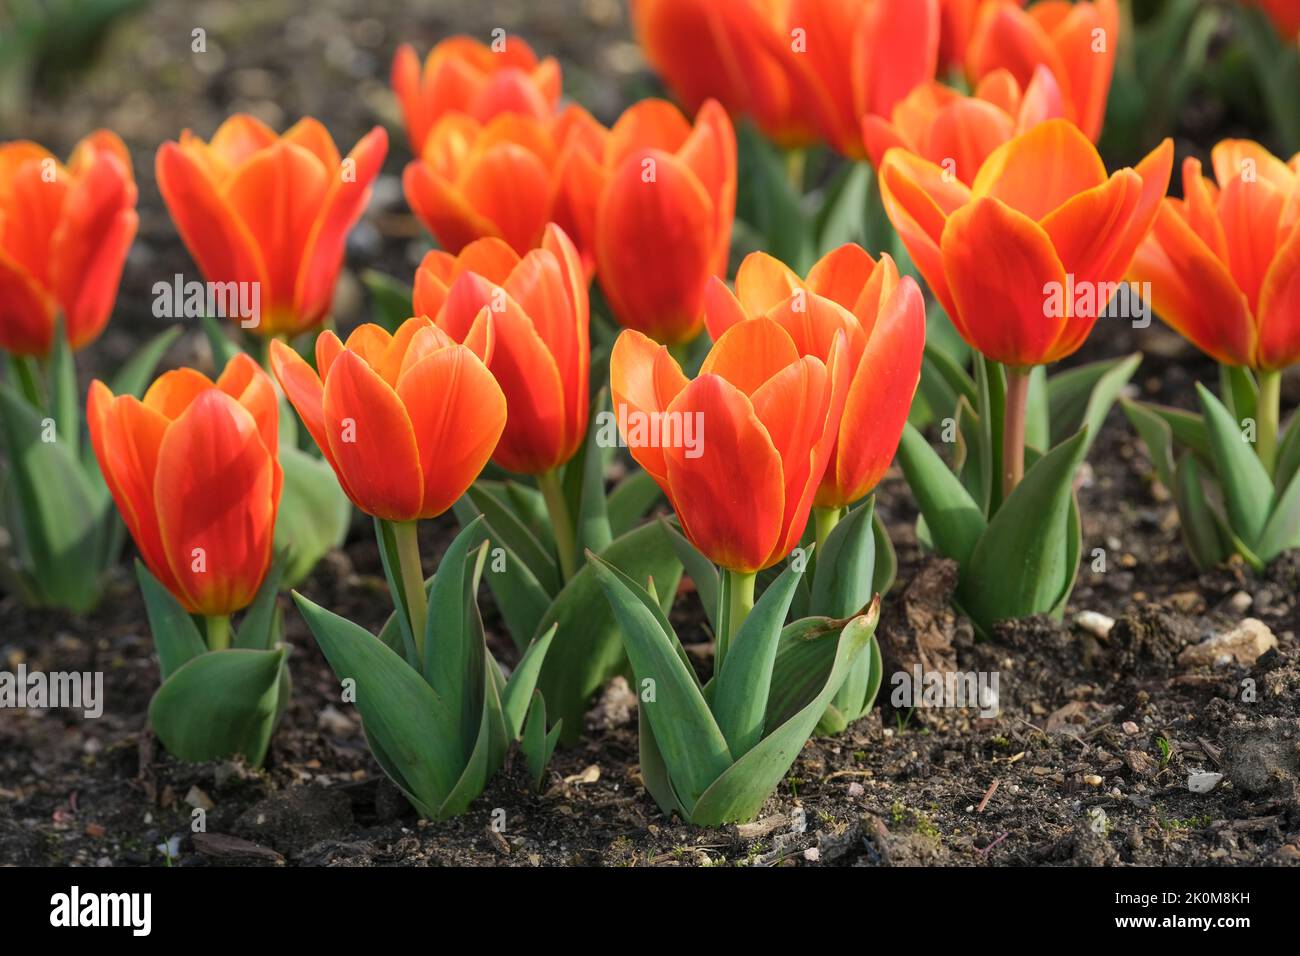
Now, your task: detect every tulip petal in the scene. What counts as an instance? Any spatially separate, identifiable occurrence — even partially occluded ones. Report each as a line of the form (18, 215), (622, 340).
(217, 352), (279, 458)
(322, 350), (424, 521)
(852, 0), (941, 120)
(143, 367), (216, 421)
(609, 329), (689, 485)
(734, 251), (804, 315)
(702, 276), (751, 342)
(972, 119), (1108, 221)
(0, 249), (56, 356)
(269, 339), (344, 486)
(396, 344), (506, 517)
(1256, 224), (1300, 371)
(664, 374), (784, 573)
(1218, 174), (1286, 314)
(699, 316), (800, 395)
(458, 142), (553, 255)
(154, 390), (276, 616)
(403, 159), (503, 254)
(941, 197), (1068, 367)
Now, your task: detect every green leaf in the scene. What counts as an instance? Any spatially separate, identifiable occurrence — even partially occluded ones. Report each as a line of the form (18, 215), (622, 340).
(234, 552), (285, 650)
(48, 320), (78, 459)
(501, 624), (556, 739)
(607, 468), (663, 538)
(959, 427), (1089, 631)
(821, 630), (884, 733)
(871, 509), (897, 595)
(896, 423), (987, 570)
(1024, 365), (1049, 453)
(1197, 382), (1273, 547)
(1134, 401), (1213, 461)
(635, 701), (689, 818)
(1220, 364), (1258, 426)
(136, 560), (207, 680)
(425, 518), (489, 744)
(589, 552), (732, 809)
(520, 691), (560, 791)
(975, 357), (1006, 515)
(813, 160), (871, 254)
(149, 648), (286, 766)
(574, 389), (614, 558)
(811, 497), (876, 618)
(737, 123), (812, 273)
(1121, 398), (1178, 491)
(1274, 413), (1300, 497)
(1257, 464), (1300, 563)
(1173, 452), (1231, 570)
(663, 518), (719, 634)
(293, 592), (464, 810)
(766, 616), (845, 729)
(372, 517), (419, 667)
(688, 605), (879, 825)
(461, 484), (561, 595)
(1048, 352), (1141, 452)
(109, 325), (182, 400)
(362, 269), (414, 334)
(274, 443), (351, 587)
(0, 383), (104, 611)
(437, 655), (510, 819)
(536, 521), (683, 744)
(712, 559), (807, 759)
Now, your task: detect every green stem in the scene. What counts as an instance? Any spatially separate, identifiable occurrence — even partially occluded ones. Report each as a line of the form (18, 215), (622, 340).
(1002, 366), (1031, 499)
(8, 354), (44, 410)
(718, 569), (756, 672)
(785, 147), (806, 195)
(536, 469), (578, 581)
(1257, 369), (1281, 476)
(814, 506), (842, 553)
(206, 614), (231, 652)
(391, 520), (428, 658)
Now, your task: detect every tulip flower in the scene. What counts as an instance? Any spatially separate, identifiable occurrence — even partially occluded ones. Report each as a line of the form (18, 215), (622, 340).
(554, 98), (735, 343)
(392, 35), (562, 156)
(630, 0), (940, 157)
(271, 317), (505, 652)
(403, 106), (603, 260)
(1128, 141), (1300, 472)
(87, 354), (281, 635)
(610, 309), (849, 657)
(1246, 0), (1300, 39)
(413, 223), (589, 577)
(966, 0), (1118, 142)
(938, 0), (1023, 72)
(861, 65), (1065, 185)
(703, 246), (925, 543)
(0, 131), (137, 358)
(156, 115), (387, 338)
(879, 119), (1172, 493)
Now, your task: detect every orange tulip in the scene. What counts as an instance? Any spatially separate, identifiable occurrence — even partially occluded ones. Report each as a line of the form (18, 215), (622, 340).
(87, 354), (281, 616)
(966, 0), (1118, 142)
(631, 0), (940, 156)
(392, 35), (562, 156)
(403, 106), (602, 260)
(704, 246), (926, 510)
(157, 115), (387, 338)
(879, 119), (1172, 368)
(413, 223), (589, 475)
(938, 0), (1023, 72)
(1128, 142), (1300, 372)
(270, 317), (505, 522)
(862, 65), (1065, 185)
(0, 131), (137, 357)
(610, 316), (849, 574)
(554, 98), (735, 344)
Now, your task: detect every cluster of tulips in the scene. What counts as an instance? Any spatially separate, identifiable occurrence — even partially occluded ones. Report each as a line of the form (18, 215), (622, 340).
(1, 0), (1298, 825)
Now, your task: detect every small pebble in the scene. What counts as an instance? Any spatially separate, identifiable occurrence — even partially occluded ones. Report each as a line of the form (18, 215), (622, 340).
(1075, 611), (1115, 639)
(1083, 774), (1103, 787)
(847, 782), (864, 798)
(1187, 771), (1224, 794)
(803, 847), (820, 862)
(1226, 591), (1253, 614)
(1122, 721), (1139, 735)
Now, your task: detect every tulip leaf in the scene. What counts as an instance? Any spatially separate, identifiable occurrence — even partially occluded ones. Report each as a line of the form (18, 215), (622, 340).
(959, 427), (1089, 632)
(1274, 413), (1300, 497)
(664, 518), (720, 635)
(48, 320), (79, 459)
(607, 468), (663, 538)
(148, 647), (286, 766)
(200, 315), (240, 373)
(871, 509), (897, 594)
(536, 521), (682, 744)
(0, 383), (105, 612)
(1257, 464), (1300, 563)
(1122, 397), (1178, 492)
(362, 269), (414, 335)
(1025, 365), (1049, 454)
(233, 551), (286, 651)
(635, 701), (689, 818)
(1048, 352), (1142, 452)
(500, 624), (556, 740)
(897, 422), (987, 570)
(975, 357), (1006, 515)
(1172, 451), (1232, 570)
(273, 442), (351, 587)
(767, 616), (847, 730)
(424, 518), (489, 743)
(520, 690), (561, 791)
(1134, 400), (1213, 461)
(1220, 364), (1258, 427)
(1197, 382), (1273, 547)
(590, 552), (732, 809)
(712, 558), (807, 759)
(813, 160), (871, 255)
(110, 324), (182, 400)
(953, 394), (991, 512)
(573, 389), (613, 559)
(736, 122), (812, 273)
(460, 485), (561, 596)
(689, 605), (878, 825)
(437, 655), (509, 819)
(811, 497), (876, 618)
(136, 560), (207, 680)
(921, 340), (977, 409)
(497, 480), (555, 551)
(293, 592), (465, 807)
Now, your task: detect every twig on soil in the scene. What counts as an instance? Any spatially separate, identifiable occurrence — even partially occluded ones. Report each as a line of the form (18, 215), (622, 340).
(978, 832), (1009, 855)
(977, 779), (999, 814)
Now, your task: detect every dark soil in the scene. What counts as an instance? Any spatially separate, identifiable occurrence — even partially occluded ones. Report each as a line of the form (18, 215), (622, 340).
(3, 0), (1300, 867)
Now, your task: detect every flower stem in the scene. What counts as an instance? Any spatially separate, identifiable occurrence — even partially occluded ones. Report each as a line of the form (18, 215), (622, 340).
(206, 614), (231, 652)
(9, 355), (43, 410)
(1257, 369), (1281, 476)
(1002, 366), (1031, 499)
(536, 469), (578, 581)
(785, 147), (806, 195)
(391, 520), (427, 659)
(814, 506), (842, 553)
(718, 569), (756, 672)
